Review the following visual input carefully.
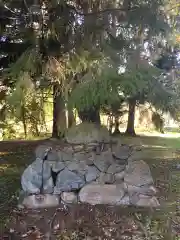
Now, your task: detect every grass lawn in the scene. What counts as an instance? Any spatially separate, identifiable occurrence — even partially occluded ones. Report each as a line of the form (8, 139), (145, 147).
(0, 133), (180, 239)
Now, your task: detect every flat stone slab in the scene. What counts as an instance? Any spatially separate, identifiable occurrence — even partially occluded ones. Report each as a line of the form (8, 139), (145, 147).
(79, 184), (125, 205)
(19, 194), (60, 209)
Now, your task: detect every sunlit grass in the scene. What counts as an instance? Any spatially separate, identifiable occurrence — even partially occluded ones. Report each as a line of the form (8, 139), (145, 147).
(0, 164), (12, 171)
(120, 131), (180, 150)
(0, 152), (13, 156)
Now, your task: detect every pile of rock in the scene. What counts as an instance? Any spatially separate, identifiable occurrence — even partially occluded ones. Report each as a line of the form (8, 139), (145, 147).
(19, 123), (160, 208)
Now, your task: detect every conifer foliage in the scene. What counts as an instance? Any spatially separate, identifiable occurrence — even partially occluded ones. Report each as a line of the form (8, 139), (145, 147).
(0, 0), (180, 138)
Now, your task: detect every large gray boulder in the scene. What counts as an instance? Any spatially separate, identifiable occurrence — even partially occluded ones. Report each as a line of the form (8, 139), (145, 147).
(21, 158), (54, 194)
(54, 168), (85, 193)
(65, 122), (110, 144)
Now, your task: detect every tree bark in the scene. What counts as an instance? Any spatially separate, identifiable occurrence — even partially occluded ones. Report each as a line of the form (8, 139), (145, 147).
(52, 85), (66, 138)
(52, 85), (58, 138)
(113, 115), (121, 135)
(68, 108), (75, 128)
(125, 98), (136, 136)
(21, 104), (27, 139)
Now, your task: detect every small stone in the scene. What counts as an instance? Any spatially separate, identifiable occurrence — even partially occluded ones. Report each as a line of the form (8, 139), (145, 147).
(52, 161), (65, 173)
(17, 190), (28, 209)
(57, 150), (73, 162)
(79, 161), (87, 172)
(124, 160), (153, 187)
(86, 158), (94, 166)
(115, 171), (125, 182)
(61, 192), (78, 204)
(135, 146), (142, 151)
(129, 192), (140, 205)
(101, 143), (111, 152)
(67, 161), (87, 174)
(93, 151), (112, 172)
(85, 166), (100, 182)
(79, 184), (125, 205)
(86, 143), (98, 152)
(112, 144), (131, 160)
(103, 173), (115, 184)
(47, 150), (59, 161)
(136, 196), (160, 207)
(107, 164), (125, 174)
(124, 183), (157, 196)
(72, 144), (84, 152)
(67, 162), (79, 172)
(95, 145), (101, 155)
(117, 194), (130, 205)
(96, 173), (104, 184)
(128, 150), (144, 162)
(54, 168), (85, 193)
(64, 160), (71, 167)
(97, 173), (115, 184)
(74, 152), (87, 162)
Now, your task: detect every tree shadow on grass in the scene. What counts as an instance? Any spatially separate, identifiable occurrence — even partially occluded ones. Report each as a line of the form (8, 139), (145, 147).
(0, 145), (36, 227)
(120, 134), (180, 150)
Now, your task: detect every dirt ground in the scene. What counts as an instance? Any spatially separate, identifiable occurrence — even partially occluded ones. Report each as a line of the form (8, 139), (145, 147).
(0, 137), (179, 239)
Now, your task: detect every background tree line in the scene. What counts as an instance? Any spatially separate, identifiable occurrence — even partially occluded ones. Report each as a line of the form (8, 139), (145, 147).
(0, 0), (180, 139)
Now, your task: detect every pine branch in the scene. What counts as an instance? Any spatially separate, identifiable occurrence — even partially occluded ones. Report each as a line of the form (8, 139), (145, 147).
(73, 6), (137, 16)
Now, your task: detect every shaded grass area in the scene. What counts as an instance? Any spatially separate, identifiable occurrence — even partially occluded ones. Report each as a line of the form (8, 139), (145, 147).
(0, 136), (180, 239)
(0, 142), (39, 229)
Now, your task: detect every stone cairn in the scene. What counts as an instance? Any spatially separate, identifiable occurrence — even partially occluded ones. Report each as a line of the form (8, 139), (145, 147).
(19, 123), (160, 208)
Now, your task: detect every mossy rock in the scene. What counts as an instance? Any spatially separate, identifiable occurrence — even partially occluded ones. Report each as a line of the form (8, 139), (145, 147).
(65, 122), (110, 144)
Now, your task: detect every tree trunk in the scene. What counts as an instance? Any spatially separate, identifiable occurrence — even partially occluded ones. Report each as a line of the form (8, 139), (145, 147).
(78, 107), (101, 125)
(35, 124), (40, 136)
(68, 108), (75, 128)
(113, 115), (121, 135)
(52, 85), (58, 138)
(125, 98), (136, 136)
(52, 85), (66, 138)
(21, 104), (27, 139)
(107, 115), (113, 134)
